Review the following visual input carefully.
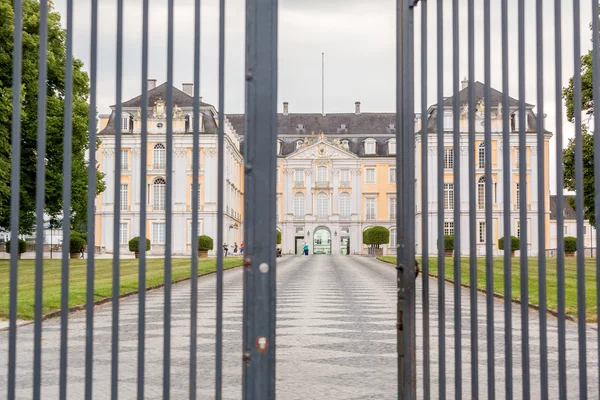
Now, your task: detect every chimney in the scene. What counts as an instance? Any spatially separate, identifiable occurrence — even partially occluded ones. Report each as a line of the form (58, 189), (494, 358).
(283, 102), (289, 115)
(355, 101), (361, 115)
(461, 76), (468, 90)
(148, 79), (157, 90)
(182, 83), (193, 96)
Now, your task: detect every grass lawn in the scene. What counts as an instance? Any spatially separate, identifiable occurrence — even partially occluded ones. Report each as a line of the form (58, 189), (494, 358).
(0, 257), (242, 321)
(378, 256), (598, 323)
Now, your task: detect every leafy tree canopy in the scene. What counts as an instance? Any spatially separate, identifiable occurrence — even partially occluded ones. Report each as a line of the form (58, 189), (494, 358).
(0, 0), (105, 234)
(563, 126), (596, 226)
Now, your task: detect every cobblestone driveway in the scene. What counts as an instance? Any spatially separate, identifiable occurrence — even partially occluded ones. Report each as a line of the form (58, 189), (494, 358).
(0, 255), (598, 399)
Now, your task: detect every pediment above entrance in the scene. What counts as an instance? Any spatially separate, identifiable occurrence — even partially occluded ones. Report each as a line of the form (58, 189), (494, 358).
(286, 135), (358, 160)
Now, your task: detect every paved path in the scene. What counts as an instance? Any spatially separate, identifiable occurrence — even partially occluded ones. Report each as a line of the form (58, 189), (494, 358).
(0, 255), (598, 399)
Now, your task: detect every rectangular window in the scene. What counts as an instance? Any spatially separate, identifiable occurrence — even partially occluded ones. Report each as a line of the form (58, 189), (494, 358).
(294, 195), (305, 219)
(276, 168), (279, 184)
(444, 148), (454, 169)
(120, 184), (128, 211)
(294, 170), (304, 185)
(365, 142), (376, 154)
(120, 116), (129, 131)
(517, 221), (521, 239)
(389, 168), (396, 183)
(366, 168), (376, 184)
(479, 221), (486, 243)
(340, 195), (351, 219)
(388, 140), (396, 155)
(389, 198), (397, 220)
(443, 111), (452, 130)
(516, 183), (520, 210)
(119, 222), (128, 244)
(152, 222), (166, 244)
(443, 183), (454, 210)
(189, 184), (201, 208)
(121, 150), (129, 170)
(564, 225), (568, 235)
(366, 198), (376, 220)
(516, 148), (520, 169)
(444, 221), (454, 237)
(584, 225), (588, 235)
(340, 169), (350, 185)
(317, 166), (327, 183)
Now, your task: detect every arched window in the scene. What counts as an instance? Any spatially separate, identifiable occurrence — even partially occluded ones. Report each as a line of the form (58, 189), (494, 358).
(390, 228), (397, 247)
(295, 140), (303, 150)
(293, 192), (305, 220)
(316, 192), (329, 219)
(478, 176), (485, 210)
(339, 192), (351, 219)
(153, 177), (166, 211)
(153, 144), (166, 169)
(317, 166), (327, 183)
(478, 142), (485, 169)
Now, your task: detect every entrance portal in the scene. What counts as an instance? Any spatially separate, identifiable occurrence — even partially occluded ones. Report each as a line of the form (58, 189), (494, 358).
(340, 236), (350, 255)
(313, 227), (331, 254)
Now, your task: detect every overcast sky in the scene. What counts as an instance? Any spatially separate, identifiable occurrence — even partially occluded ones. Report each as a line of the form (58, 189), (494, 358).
(51, 0), (595, 194)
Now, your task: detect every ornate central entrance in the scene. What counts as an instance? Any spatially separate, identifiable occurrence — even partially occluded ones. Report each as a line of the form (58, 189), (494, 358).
(313, 226), (331, 254)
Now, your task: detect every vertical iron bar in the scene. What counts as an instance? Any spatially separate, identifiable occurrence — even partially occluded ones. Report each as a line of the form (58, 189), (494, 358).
(190, 0), (201, 397)
(592, 0), (600, 396)
(436, 0), (446, 397)
(554, 0), (567, 397)
(572, 0), (588, 396)
(517, 0), (530, 396)
(59, 0), (74, 397)
(112, 0), (124, 397)
(33, 1), (49, 398)
(420, 0), (430, 398)
(482, 0), (494, 396)
(85, 0), (99, 397)
(137, 0), (149, 397)
(164, 0), (175, 397)
(535, 0), (548, 398)
(451, 0), (462, 396)
(7, 0), (23, 398)
(216, 0), (226, 396)
(500, 0), (513, 396)
(242, 0), (278, 397)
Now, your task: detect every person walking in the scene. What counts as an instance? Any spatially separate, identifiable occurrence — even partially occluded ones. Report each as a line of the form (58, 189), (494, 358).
(303, 242), (309, 256)
(223, 243), (229, 257)
(233, 242), (238, 256)
(80, 245), (85, 259)
(240, 242), (244, 255)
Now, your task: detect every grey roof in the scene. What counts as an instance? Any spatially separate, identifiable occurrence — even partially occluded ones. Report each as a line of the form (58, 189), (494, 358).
(99, 109), (218, 135)
(550, 195), (577, 220)
(442, 81), (531, 108)
(227, 113), (398, 157)
(115, 82), (211, 109)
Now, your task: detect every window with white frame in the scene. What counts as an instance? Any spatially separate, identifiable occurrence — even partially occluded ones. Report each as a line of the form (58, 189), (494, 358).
(443, 111), (452, 130)
(317, 166), (327, 183)
(152, 222), (166, 244)
(339, 192), (351, 219)
(388, 139), (396, 155)
(153, 178), (166, 211)
(295, 140), (303, 150)
(189, 183), (201, 208)
(340, 169), (350, 185)
(390, 228), (397, 246)
(444, 221), (455, 236)
(120, 115), (129, 131)
(153, 144), (166, 169)
(294, 169), (304, 185)
(293, 192), (305, 219)
(365, 140), (376, 155)
(478, 176), (485, 209)
(479, 221), (486, 243)
(389, 167), (396, 183)
(121, 150), (129, 170)
(515, 148), (520, 169)
(444, 148), (454, 169)
(187, 220), (203, 243)
(366, 168), (376, 184)
(119, 222), (128, 244)
(276, 168), (279, 184)
(564, 225), (568, 235)
(478, 143), (485, 168)
(365, 198), (376, 220)
(389, 197), (397, 220)
(120, 184), (128, 211)
(516, 183), (520, 210)
(517, 220), (521, 239)
(277, 141), (282, 155)
(276, 197), (279, 220)
(316, 192), (329, 219)
(444, 183), (454, 210)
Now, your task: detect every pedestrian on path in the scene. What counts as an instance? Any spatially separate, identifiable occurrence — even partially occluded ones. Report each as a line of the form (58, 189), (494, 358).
(240, 242), (244, 255)
(303, 243), (309, 256)
(223, 243), (229, 257)
(233, 242), (238, 256)
(80, 245), (85, 259)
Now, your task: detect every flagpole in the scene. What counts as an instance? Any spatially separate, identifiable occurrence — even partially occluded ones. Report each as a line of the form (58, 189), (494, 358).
(321, 52), (324, 116)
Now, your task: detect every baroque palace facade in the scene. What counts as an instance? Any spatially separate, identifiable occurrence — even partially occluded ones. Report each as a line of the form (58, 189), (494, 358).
(96, 80), (243, 255)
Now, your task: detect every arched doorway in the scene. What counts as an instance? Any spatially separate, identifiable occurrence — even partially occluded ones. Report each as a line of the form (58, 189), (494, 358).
(313, 226), (331, 254)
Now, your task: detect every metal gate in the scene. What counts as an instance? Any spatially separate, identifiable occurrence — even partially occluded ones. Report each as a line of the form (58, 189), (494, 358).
(2, 0), (600, 399)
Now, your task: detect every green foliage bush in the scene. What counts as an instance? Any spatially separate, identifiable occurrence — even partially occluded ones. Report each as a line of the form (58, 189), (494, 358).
(363, 228), (373, 246)
(498, 236), (520, 252)
(128, 237), (151, 253)
(444, 235), (454, 251)
(367, 226), (390, 248)
(564, 236), (577, 253)
(69, 234), (86, 254)
(276, 230), (282, 245)
(5, 239), (27, 254)
(198, 235), (214, 252)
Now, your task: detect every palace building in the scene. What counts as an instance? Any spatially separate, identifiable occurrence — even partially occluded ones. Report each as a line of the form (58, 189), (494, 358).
(96, 80), (243, 255)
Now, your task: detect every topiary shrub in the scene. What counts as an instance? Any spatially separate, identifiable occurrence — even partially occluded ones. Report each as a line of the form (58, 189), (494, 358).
(276, 230), (282, 245)
(444, 235), (454, 252)
(129, 237), (151, 253)
(564, 236), (577, 253)
(499, 236), (520, 252)
(5, 239), (27, 255)
(70, 234), (86, 254)
(198, 235), (214, 252)
(363, 228), (373, 247)
(367, 226), (390, 248)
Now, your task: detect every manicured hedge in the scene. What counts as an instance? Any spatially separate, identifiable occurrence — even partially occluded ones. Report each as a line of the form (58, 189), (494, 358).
(498, 236), (520, 252)
(5, 239), (27, 254)
(564, 236), (577, 253)
(129, 237), (151, 252)
(198, 235), (214, 251)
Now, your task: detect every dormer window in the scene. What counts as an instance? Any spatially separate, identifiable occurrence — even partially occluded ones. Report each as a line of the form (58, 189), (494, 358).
(277, 140), (282, 155)
(120, 114), (130, 131)
(388, 139), (396, 155)
(364, 139), (376, 155)
(295, 140), (303, 150)
(337, 123), (348, 133)
(341, 140), (350, 150)
(296, 124), (306, 134)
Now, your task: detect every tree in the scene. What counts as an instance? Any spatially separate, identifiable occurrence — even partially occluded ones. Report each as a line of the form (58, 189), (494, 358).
(366, 226), (390, 249)
(563, 126), (596, 227)
(276, 230), (282, 245)
(0, 0), (105, 235)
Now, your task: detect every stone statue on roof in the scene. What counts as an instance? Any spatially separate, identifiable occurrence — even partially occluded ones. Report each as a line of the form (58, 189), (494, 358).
(134, 107), (142, 121)
(460, 103), (468, 118)
(173, 105), (184, 119)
